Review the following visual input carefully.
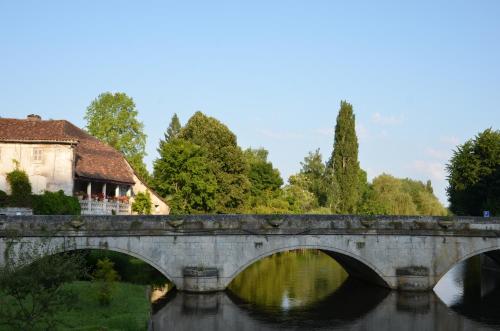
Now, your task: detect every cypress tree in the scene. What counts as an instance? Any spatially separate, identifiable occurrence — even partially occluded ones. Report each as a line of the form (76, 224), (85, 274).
(329, 101), (360, 214)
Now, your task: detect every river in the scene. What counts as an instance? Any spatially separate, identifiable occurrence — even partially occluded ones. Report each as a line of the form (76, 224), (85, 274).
(151, 250), (500, 331)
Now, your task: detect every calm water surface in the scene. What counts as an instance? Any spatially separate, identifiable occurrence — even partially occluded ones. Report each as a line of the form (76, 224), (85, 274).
(151, 250), (500, 331)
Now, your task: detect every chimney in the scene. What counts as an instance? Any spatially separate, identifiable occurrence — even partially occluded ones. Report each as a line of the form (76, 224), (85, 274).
(26, 114), (42, 121)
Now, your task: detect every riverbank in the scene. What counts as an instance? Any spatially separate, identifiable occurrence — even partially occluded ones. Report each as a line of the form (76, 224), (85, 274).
(57, 281), (150, 331)
(0, 281), (151, 331)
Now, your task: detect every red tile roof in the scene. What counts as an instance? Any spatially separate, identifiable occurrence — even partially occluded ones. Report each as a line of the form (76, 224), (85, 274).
(0, 117), (135, 184)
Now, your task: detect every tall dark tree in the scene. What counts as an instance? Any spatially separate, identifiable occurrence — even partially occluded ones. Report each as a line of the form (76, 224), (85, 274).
(84, 92), (150, 180)
(447, 128), (500, 216)
(328, 101), (360, 214)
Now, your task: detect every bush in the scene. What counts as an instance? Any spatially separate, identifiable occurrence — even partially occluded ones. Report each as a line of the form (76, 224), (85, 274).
(131, 191), (152, 215)
(6, 168), (32, 207)
(0, 190), (7, 207)
(32, 190), (81, 215)
(93, 258), (120, 306)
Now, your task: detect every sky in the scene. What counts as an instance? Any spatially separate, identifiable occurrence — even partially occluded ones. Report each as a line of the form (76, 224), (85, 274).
(1, 1), (499, 205)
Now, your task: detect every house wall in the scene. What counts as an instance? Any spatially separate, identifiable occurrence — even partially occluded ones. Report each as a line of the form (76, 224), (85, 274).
(130, 172), (170, 215)
(0, 142), (74, 195)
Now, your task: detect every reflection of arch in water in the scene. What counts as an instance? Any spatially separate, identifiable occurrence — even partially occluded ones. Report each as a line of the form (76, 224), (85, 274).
(436, 249), (500, 326)
(226, 245), (390, 289)
(226, 277), (389, 327)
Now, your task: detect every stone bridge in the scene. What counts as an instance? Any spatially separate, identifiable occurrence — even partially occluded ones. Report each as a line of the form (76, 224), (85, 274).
(1, 214), (500, 292)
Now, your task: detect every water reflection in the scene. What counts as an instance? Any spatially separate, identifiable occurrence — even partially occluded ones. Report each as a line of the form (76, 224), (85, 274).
(152, 250), (500, 331)
(228, 250), (348, 309)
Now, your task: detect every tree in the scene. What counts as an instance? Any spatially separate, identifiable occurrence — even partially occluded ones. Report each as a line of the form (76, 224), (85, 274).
(93, 258), (120, 306)
(153, 138), (218, 214)
(283, 174), (318, 213)
(299, 149), (329, 207)
(159, 113), (182, 151)
(84, 92), (149, 180)
(244, 148), (283, 196)
(131, 191), (152, 215)
(358, 174), (447, 216)
(0, 239), (86, 330)
(179, 112), (250, 213)
(447, 128), (500, 216)
(6, 162), (32, 207)
(328, 101), (361, 213)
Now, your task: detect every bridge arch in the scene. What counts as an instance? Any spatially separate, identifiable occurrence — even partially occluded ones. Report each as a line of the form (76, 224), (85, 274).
(225, 244), (390, 289)
(435, 245), (500, 287)
(2, 238), (176, 286)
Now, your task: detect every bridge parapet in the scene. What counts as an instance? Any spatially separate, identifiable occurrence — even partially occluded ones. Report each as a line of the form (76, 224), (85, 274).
(1, 214), (500, 237)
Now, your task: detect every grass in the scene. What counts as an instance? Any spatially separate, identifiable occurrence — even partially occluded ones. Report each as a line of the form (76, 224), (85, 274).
(0, 281), (151, 331)
(57, 281), (150, 331)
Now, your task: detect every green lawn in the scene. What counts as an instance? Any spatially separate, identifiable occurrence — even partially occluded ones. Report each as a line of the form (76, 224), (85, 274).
(57, 281), (150, 331)
(0, 281), (151, 331)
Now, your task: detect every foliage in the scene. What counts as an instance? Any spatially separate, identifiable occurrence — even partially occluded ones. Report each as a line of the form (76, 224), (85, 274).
(328, 101), (361, 213)
(153, 138), (217, 214)
(85, 250), (169, 287)
(54, 281), (150, 331)
(178, 111), (250, 213)
(0, 240), (86, 330)
(447, 128), (500, 216)
(243, 148), (285, 213)
(93, 258), (120, 306)
(6, 166), (32, 207)
(84, 92), (150, 180)
(160, 113), (182, 149)
(358, 174), (447, 216)
(32, 190), (81, 215)
(0, 190), (7, 207)
(299, 149), (330, 207)
(283, 174), (318, 213)
(131, 191), (152, 215)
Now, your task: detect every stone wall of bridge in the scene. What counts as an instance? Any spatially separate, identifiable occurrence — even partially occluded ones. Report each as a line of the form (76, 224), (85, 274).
(1, 214), (500, 292)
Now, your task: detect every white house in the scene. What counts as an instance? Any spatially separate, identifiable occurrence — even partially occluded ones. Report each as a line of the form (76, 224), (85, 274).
(0, 114), (169, 215)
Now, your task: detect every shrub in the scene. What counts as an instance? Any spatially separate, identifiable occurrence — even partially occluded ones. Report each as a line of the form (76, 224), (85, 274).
(32, 190), (81, 215)
(6, 168), (32, 207)
(93, 258), (120, 306)
(131, 191), (152, 215)
(0, 190), (7, 207)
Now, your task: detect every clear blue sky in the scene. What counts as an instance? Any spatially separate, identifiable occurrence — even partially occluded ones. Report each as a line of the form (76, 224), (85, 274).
(1, 1), (499, 205)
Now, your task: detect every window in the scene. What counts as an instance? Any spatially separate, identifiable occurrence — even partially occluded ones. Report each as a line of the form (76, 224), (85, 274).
(33, 148), (43, 163)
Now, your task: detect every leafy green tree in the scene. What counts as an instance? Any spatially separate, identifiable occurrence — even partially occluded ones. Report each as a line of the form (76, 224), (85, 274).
(299, 149), (329, 207)
(244, 148), (283, 196)
(328, 101), (361, 214)
(93, 258), (120, 306)
(84, 92), (149, 180)
(0, 240), (86, 330)
(6, 162), (32, 207)
(131, 191), (152, 215)
(153, 138), (217, 214)
(358, 174), (447, 216)
(447, 128), (500, 216)
(159, 113), (182, 150)
(283, 174), (319, 213)
(179, 112), (250, 213)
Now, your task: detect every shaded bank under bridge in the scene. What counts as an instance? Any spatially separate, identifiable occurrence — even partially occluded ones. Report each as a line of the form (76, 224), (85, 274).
(1, 214), (500, 292)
